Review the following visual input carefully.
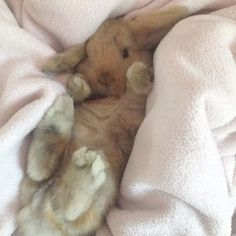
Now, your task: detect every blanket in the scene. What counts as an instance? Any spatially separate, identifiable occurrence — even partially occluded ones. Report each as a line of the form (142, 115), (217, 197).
(1, 0), (236, 235)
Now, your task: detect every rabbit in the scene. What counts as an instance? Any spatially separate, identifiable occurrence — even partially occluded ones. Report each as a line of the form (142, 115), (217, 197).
(17, 61), (152, 236)
(16, 6), (190, 236)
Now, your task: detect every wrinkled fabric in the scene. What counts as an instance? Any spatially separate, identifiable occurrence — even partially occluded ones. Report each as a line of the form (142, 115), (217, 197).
(1, 0), (236, 235)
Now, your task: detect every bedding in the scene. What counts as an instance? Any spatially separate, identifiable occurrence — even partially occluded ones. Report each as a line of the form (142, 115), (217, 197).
(1, 0), (236, 235)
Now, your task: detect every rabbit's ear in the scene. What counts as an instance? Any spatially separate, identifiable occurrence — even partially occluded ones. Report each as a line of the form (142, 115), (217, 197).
(126, 6), (189, 50)
(42, 43), (86, 75)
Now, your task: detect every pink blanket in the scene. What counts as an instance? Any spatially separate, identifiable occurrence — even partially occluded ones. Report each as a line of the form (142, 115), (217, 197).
(1, 0), (236, 235)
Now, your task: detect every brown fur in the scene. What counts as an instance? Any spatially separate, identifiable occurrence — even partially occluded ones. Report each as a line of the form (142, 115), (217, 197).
(16, 6), (190, 236)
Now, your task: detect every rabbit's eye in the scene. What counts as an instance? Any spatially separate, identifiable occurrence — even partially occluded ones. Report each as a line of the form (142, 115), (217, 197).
(122, 48), (129, 59)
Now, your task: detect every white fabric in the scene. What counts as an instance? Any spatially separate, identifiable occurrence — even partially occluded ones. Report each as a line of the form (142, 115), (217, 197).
(1, 0), (236, 235)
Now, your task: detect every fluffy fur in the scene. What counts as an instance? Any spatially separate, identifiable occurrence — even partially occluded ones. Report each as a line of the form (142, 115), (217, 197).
(16, 6), (190, 236)
(17, 62), (152, 236)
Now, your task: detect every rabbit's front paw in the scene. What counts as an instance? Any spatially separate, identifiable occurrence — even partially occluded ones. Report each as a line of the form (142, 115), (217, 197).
(67, 74), (91, 102)
(127, 62), (153, 94)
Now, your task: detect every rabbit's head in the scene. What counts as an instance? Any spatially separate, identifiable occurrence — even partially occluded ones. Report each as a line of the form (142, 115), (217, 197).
(43, 6), (188, 97)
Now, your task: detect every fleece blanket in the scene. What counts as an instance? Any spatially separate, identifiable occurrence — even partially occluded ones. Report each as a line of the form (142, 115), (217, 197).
(1, 0), (236, 235)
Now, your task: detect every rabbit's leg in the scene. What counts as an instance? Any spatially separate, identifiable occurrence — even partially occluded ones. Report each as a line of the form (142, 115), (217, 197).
(126, 62), (153, 95)
(51, 147), (112, 219)
(67, 73), (91, 102)
(18, 176), (41, 207)
(18, 147), (114, 236)
(27, 95), (74, 181)
(48, 147), (115, 229)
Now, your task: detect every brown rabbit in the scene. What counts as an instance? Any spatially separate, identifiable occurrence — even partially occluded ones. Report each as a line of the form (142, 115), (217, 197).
(16, 6), (189, 236)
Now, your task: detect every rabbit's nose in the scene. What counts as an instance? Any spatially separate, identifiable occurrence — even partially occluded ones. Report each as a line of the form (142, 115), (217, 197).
(98, 73), (114, 86)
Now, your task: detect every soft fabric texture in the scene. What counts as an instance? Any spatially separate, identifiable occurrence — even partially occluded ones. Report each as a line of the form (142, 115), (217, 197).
(1, 0), (236, 235)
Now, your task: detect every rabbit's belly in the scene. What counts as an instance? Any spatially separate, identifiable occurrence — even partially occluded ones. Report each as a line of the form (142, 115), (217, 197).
(72, 104), (115, 148)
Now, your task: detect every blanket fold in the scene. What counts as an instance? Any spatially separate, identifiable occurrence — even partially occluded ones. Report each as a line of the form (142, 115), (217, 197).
(101, 12), (236, 235)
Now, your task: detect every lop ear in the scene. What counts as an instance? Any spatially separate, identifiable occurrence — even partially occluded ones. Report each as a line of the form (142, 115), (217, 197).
(42, 43), (86, 75)
(126, 6), (189, 50)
